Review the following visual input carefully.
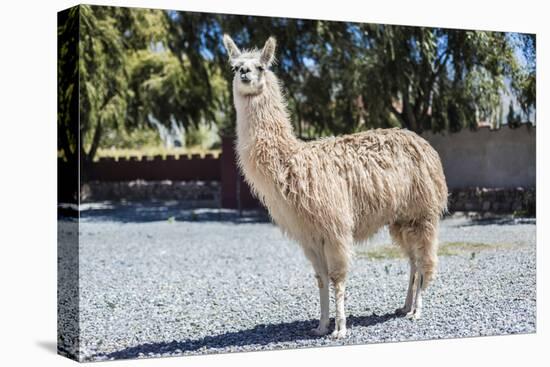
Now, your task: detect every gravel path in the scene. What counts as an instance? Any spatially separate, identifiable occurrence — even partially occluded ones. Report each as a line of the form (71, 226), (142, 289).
(61, 203), (536, 361)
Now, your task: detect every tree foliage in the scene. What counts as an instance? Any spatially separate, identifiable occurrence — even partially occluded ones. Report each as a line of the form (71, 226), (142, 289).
(514, 33), (536, 115)
(58, 5), (536, 164)
(58, 6), (80, 164)
(78, 5), (129, 163)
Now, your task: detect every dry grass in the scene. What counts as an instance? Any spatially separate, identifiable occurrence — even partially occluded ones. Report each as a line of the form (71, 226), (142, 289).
(357, 241), (519, 260)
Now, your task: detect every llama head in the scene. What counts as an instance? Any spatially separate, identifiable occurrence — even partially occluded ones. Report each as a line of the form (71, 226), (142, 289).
(223, 34), (276, 96)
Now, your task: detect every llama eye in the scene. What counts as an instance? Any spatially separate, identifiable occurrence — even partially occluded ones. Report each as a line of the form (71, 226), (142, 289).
(231, 66), (238, 73)
(257, 65), (265, 72)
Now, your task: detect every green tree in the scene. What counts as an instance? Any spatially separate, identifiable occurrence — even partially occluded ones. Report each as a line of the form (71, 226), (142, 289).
(58, 6), (79, 164)
(59, 6), (537, 165)
(78, 5), (128, 164)
(210, 17), (534, 136)
(77, 5), (169, 165)
(514, 33), (536, 116)
(356, 26), (522, 133)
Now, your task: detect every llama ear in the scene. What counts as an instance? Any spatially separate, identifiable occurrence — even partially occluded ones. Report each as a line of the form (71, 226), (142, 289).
(260, 36), (276, 66)
(223, 34), (241, 60)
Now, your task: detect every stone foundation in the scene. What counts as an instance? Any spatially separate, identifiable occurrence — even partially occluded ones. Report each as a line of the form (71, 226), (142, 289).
(81, 180), (220, 207)
(449, 187), (535, 215)
(81, 181), (535, 216)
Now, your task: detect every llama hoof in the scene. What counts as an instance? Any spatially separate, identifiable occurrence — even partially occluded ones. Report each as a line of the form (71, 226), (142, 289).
(395, 307), (412, 316)
(310, 326), (330, 336)
(330, 328), (347, 339)
(405, 310), (421, 320)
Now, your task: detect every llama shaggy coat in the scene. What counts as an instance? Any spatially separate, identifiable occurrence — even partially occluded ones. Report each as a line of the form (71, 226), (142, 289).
(224, 35), (448, 338)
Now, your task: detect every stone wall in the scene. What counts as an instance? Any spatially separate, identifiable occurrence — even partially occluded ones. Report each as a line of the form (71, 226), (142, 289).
(422, 125), (536, 189)
(82, 180), (220, 207)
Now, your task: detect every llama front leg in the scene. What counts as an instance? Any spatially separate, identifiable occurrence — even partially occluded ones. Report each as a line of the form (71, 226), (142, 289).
(311, 273), (330, 336)
(303, 246), (330, 336)
(331, 277), (347, 338)
(325, 243), (349, 339)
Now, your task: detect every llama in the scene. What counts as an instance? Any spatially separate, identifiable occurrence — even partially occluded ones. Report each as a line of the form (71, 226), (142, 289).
(223, 35), (448, 338)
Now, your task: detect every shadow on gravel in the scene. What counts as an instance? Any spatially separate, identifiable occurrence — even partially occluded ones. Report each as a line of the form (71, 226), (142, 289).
(80, 202), (270, 224)
(457, 217), (535, 227)
(96, 312), (398, 360)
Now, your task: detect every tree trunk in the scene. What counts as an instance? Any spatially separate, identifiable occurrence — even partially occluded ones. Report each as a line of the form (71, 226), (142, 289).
(87, 117), (103, 163)
(402, 91), (419, 132)
(80, 117), (103, 183)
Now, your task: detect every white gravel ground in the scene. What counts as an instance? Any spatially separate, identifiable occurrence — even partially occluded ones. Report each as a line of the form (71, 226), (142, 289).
(58, 203), (536, 361)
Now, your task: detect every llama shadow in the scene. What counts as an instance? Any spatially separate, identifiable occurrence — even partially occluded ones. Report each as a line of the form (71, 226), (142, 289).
(96, 312), (398, 360)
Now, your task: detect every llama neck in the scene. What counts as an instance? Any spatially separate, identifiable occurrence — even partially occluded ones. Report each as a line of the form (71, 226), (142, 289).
(234, 73), (298, 158)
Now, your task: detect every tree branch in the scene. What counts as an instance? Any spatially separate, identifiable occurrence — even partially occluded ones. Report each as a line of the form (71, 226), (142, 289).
(415, 50), (451, 128)
(434, 50), (450, 76)
(82, 89), (116, 163)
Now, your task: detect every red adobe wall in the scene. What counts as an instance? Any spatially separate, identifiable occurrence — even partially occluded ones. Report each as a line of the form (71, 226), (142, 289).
(220, 136), (261, 210)
(88, 154), (221, 182)
(79, 137), (262, 209)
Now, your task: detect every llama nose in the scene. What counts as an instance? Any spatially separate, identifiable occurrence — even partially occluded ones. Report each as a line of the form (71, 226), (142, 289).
(240, 73), (251, 83)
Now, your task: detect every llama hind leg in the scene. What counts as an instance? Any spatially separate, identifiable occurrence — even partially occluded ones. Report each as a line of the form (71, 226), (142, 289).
(406, 270), (424, 320)
(408, 218), (439, 320)
(389, 224), (416, 316)
(396, 260), (416, 316)
(390, 219), (438, 320)
(303, 246), (330, 336)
